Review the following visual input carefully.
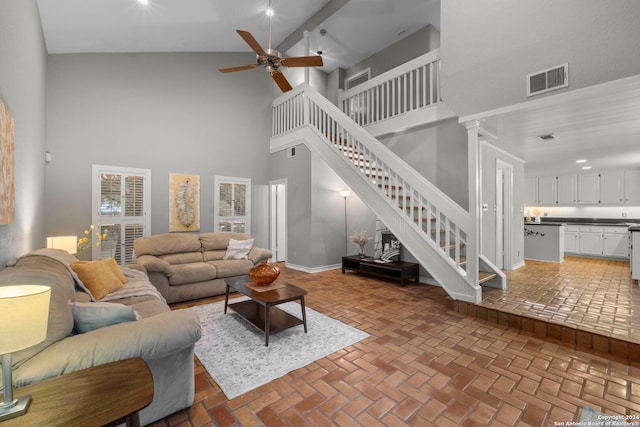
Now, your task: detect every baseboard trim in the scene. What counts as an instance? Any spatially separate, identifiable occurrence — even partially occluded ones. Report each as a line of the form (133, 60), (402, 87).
(285, 263), (341, 274)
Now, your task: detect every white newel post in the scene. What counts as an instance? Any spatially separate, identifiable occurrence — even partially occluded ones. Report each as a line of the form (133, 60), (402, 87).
(465, 120), (481, 296)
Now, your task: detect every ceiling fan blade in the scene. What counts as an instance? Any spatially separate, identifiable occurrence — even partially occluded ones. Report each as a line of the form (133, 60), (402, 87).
(282, 56), (324, 68)
(236, 30), (267, 57)
(219, 64), (258, 73)
(272, 72), (293, 92)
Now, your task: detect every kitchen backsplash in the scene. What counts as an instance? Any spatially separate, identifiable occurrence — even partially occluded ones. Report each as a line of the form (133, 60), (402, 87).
(524, 206), (640, 220)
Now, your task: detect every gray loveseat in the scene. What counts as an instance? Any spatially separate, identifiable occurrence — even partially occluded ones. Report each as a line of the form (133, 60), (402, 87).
(134, 232), (272, 304)
(0, 249), (201, 426)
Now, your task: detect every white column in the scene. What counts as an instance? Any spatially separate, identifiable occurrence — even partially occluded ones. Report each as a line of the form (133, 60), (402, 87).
(465, 120), (481, 302)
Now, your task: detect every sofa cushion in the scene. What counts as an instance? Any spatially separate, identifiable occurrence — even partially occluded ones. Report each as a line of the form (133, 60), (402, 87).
(159, 252), (204, 265)
(224, 238), (254, 260)
(71, 261), (124, 300)
(208, 259), (254, 278)
(200, 232), (251, 251)
(69, 301), (136, 333)
(202, 250), (226, 262)
(168, 263), (217, 285)
(134, 233), (201, 257)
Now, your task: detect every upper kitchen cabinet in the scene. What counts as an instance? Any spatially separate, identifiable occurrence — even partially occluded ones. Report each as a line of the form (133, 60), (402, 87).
(556, 174), (577, 205)
(599, 171), (624, 204)
(538, 176), (557, 205)
(624, 169), (640, 204)
(577, 173), (600, 205)
(525, 168), (639, 207)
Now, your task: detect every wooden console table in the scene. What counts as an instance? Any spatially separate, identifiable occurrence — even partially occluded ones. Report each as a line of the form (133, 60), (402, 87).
(1, 357), (153, 427)
(342, 256), (419, 286)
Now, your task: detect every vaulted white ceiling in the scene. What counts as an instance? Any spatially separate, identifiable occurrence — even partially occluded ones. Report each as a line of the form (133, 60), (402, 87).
(34, 1), (640, 175)
(36, 0), (440, 72)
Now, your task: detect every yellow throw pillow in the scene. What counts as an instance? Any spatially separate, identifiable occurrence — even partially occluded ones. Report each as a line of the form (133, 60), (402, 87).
(71, 261), (124, 300)
(74, 259), (128, 284)
(104, 257), (127, 284)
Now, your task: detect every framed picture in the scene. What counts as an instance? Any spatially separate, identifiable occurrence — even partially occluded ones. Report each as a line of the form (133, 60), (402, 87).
(374, 220), (401, 261)
(169, 173), (200, 232)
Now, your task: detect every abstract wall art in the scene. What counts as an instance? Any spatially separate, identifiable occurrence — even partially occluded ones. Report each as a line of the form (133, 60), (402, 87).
(169, 173), (200, 232)
(0, 99), (15, 225)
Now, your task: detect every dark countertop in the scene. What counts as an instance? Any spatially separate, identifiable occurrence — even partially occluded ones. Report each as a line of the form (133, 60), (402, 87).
(525, 217), (640, 227)
(524, 222), (565, 226)
(630, 226), (640, 232)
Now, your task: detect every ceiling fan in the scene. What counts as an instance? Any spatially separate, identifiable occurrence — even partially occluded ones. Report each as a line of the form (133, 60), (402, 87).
(218, 0), (324, 92)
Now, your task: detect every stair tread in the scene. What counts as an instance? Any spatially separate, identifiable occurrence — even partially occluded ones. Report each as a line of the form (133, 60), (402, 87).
(478, 271), (497, 284)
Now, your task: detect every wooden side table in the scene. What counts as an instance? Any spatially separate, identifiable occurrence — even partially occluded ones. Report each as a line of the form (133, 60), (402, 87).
(1, 357), (153, 427)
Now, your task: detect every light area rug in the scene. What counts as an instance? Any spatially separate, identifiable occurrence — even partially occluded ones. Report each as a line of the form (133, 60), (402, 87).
(190, 297), (369, 399)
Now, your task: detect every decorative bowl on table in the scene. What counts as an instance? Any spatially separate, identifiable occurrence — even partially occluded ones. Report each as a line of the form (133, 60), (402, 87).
(249, 261), (280, 285)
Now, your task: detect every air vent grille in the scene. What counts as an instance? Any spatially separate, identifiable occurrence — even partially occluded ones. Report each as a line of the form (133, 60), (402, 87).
(527, 63), (568, 96)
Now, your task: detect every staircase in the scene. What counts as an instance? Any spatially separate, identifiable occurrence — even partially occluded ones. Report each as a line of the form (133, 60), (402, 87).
(270, 53), (505, 304)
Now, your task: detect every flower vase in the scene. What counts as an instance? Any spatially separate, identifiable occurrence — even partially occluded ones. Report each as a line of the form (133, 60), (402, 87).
(249, 261), (280, 285)
(358, 244), (366, 257)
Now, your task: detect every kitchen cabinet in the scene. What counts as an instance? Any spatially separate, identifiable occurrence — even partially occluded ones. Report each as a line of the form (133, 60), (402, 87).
(556, 175), (577, 205)
(564, 225), (579, 253)
(538, 176), (557, 205)
(577, 173), (599, 205)
(566, 225), (629, 259)
(600, 171), (624, 204)
(624, 169), (640, 204)
(525, 168), (639, 207)
(524, 177), (538, 205)
(579, 229), (604, 255)
(602, 226), (629, 258)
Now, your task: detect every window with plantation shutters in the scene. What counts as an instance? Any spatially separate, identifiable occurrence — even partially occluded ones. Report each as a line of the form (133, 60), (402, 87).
(214, 176), (250, 234)
(92, 165), (151, 265)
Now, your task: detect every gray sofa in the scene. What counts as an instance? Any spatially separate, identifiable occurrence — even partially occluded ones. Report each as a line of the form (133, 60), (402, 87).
(134, 232), (272, 303)
(0, 249), (201, 426)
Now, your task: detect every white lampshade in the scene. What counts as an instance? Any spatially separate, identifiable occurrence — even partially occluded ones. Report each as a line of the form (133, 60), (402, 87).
(0, 286), (51, 354)
(46, 235), (77, 254)
(339, 190), (351, 198)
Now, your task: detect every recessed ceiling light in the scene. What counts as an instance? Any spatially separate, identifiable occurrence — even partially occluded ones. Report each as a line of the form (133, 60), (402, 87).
(537, 134), (556, 141)
(137, 0), (149, 5)
(576, 159), (587, 163)
(582, 166), (592, 170)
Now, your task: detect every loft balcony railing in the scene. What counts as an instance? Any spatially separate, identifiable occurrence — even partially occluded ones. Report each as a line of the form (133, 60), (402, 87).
(338, 49), (441, 128)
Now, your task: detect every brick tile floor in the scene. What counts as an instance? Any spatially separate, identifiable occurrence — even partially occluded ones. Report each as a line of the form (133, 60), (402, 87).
(482, 256), (640, 344)
(148, 259), (640, 427)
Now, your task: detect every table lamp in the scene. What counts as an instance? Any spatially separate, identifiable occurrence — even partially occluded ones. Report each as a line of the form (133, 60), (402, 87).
(0, 285), (51, 421)
(46, 235), (78, 254)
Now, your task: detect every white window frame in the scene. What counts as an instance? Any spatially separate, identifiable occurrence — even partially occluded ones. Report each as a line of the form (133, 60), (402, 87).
(92, 165), (151, 264)
(214, 176), (251, 235)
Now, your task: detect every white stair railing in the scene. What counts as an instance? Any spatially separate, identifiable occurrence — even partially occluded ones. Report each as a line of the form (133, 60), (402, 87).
(272, 84), (481, 303)
(338, 50), (441, 127)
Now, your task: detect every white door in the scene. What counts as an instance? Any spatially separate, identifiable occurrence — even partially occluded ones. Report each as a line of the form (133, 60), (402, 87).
(495, 160), (513, 270)
(495, 168), (504, 269)
(270, 180), (287, 262)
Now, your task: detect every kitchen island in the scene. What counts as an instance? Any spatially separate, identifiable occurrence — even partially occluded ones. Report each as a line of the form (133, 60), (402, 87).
(524, 222), (565, 262)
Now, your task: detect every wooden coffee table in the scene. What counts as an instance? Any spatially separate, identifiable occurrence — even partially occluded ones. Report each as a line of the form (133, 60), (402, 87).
(224, 275), (308, 346)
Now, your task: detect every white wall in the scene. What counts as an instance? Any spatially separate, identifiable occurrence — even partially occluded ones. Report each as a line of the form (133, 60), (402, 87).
(0, 0), (47, 267)
(441, 0), (640, 117)
(45, 52), (274, 247)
